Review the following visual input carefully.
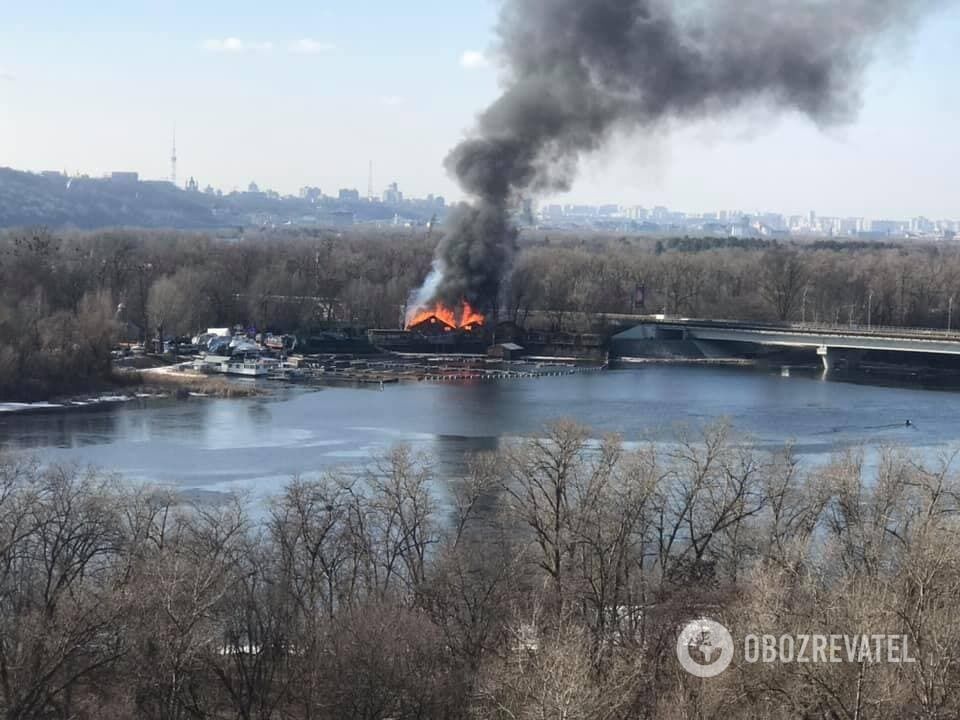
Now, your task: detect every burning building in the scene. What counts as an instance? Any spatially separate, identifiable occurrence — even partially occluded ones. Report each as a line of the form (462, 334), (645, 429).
(408, 313), (456, 335)
(367, 301), (489, 353)
(406, 301), (486, 334)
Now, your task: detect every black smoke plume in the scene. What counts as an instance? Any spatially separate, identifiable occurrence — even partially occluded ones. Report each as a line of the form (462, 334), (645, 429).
(418, 0), (943, 315)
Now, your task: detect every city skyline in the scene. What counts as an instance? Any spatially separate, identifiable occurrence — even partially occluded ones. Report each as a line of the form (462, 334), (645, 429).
(2, 1), (960, 218)
(10, 163), (960, 231)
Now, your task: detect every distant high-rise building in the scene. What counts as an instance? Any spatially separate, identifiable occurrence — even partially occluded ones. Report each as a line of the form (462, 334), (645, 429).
(870, 219), (907, 236)
(839, 217), (865, 235)
(248, 181), (261, 194)
(338, 188), (361, 202)
(759, 213), (785, 231)
(522, 198), (535, 224)
(382, 182), (403, 205)
(300, 186), (323, 203)
(818, 217), (841, 236)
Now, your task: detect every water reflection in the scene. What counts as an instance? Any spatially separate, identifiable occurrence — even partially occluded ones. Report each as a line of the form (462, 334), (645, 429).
(0, 404), (123, 450)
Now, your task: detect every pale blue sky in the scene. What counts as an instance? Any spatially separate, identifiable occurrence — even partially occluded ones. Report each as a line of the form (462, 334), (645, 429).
(2, 1), (959, 219)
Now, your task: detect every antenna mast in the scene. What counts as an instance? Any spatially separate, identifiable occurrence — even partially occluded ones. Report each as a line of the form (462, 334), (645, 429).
(367, 160), (374, 201)
(170, 126), (178, 186)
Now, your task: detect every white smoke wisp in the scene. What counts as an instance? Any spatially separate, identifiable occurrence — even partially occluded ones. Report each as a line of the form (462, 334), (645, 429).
(405, 260), (446, 326)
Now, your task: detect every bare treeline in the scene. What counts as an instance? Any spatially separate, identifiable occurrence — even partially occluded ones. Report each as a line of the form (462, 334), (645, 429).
(3, 227), (960, 399)
(0, 228), (433, 399)
(508, 236), (960, 331)
(2, 422), (959, 719)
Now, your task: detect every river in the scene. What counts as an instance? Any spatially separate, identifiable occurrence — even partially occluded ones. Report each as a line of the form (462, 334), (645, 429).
(1, 366), (958, 498)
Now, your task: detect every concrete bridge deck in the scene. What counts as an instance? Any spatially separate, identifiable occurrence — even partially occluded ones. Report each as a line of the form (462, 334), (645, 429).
(612, 316), (960, 370)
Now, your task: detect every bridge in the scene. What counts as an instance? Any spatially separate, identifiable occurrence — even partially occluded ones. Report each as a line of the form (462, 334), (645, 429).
(612, 316), (960, 371)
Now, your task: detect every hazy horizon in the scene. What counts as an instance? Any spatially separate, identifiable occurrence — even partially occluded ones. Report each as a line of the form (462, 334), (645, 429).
(2, 0), (959, 219)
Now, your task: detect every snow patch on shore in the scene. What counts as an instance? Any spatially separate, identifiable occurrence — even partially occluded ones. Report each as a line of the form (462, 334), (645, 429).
(0, 402), (63, 413)
(0, 395), (136, 414)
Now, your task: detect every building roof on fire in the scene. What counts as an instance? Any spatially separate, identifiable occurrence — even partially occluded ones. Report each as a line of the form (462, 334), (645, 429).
(410, 315), (455, 331)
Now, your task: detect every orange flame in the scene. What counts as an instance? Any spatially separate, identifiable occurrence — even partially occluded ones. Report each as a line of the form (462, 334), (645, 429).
(407, 301), (486, 331)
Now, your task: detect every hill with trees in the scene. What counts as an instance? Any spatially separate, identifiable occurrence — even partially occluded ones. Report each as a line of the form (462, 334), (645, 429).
(0, 167), (439, 230)
(0, 168), (220, 229)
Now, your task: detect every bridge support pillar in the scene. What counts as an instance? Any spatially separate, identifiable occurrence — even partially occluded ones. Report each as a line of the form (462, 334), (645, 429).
(818, 346), (863, 372)
(818, 345), (832, 372)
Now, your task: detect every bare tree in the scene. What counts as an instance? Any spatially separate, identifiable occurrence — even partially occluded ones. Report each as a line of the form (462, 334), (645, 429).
(127, 499), (247, 720)
(759, 248), (809, 321)
(0, 461), (127, 720)
(366, 447), (438, 602)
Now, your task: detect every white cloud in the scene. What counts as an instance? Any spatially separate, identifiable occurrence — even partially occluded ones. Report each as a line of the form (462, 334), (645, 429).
(0, 70), (13, 82)
(290, 38), (335, 55)
(202, 38), (273, 53)
(460, 50), (489, 70)
(380, 95), (404, 107)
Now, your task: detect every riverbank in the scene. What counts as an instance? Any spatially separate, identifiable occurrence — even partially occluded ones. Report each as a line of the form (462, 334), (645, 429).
(139, 372), (266, 399)
(0, 368), (263, 415)
(0, 394), (150, 415)
(136, 365), (265, 398)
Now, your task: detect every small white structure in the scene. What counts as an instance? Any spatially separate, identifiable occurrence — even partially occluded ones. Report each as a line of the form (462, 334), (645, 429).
(195, 353), (277, 378)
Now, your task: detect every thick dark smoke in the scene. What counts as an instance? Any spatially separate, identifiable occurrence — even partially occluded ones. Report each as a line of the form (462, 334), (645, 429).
(422, 0), (943, 313)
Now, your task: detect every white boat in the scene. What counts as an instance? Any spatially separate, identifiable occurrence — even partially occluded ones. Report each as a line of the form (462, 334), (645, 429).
(197, 353), (276, 377)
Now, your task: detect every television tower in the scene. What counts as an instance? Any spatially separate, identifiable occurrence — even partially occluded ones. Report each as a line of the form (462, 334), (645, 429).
(170, 126), (178, 186)
(367, 160), (374, 201)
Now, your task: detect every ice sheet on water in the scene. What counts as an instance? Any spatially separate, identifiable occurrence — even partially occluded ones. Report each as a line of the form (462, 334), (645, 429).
(0, 402), (63, 413)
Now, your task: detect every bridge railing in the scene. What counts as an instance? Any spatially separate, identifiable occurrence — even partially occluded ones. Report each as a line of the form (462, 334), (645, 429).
(783, 321), (960, 340)
(513, 310), (960, 343)
(644, 315), (960, 341)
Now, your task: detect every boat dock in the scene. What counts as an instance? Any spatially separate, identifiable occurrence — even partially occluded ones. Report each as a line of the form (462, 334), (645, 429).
(266, 354), (607, 386)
